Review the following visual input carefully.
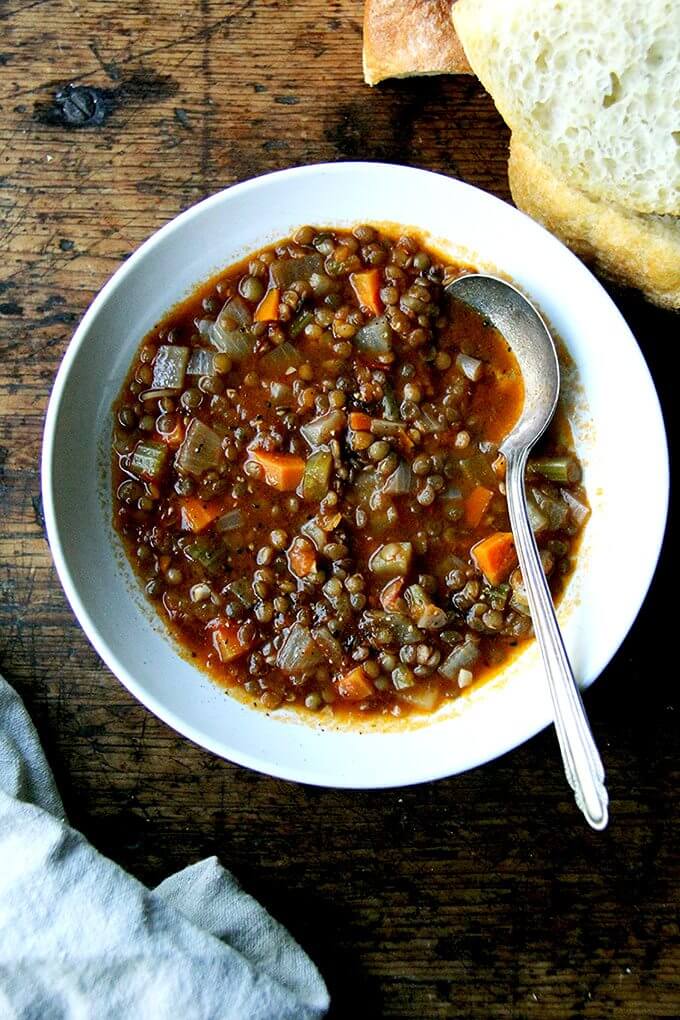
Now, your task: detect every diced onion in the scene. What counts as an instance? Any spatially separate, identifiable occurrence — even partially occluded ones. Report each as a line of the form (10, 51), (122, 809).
(270, 254), (323, 288)
(187, 349), (215, 376)
(300, 409), (346, 448)
(562, 489), (591, 527)
(216, 509), (245, 532)
(276, 622), (323, 674)
(260, 341), (302, 375)
(382, 460), (413, 495)
(354, 315), (393, 354)
(176, 419), (223, 477)
(152, 345), (189, 390)
(216, 295), (252, 328)
(209, 323), (255, 359)
(456, 353), (483, 381)
(438, 639), (480, 680)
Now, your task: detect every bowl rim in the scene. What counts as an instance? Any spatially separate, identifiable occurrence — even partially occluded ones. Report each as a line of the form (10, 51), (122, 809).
(41, 160), (670, 787)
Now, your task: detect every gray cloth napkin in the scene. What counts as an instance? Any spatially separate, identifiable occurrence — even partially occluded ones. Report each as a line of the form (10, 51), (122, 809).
(0, 674), (329, 1019)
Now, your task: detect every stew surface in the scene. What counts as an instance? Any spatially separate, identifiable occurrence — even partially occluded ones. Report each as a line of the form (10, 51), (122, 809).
(112, 225), (589, 719)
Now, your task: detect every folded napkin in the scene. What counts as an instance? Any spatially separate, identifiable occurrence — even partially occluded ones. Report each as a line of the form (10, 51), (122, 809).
(0, 674), (329, 1019)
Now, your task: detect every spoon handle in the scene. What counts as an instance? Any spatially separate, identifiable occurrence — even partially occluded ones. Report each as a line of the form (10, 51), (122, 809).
(504, 449), (609, 830)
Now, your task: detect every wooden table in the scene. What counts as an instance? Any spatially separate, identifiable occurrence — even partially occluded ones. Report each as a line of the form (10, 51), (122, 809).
(0, 2), (677, 1016)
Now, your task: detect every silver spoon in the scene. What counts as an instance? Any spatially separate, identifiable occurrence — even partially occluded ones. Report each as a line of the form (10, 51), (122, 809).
(447, 273), (608, 831)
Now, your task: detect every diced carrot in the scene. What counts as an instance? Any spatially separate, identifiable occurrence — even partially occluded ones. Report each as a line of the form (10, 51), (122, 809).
(249, 448), (305, 491)
(348, 411), (372, 431)
(471, 532), (517, 585)
(254, 287), (281, 322)
(180, 496), (223, 533)
(464, 485), (494, 528)
(211, 622), (251, 664)
(159, 555), (171, 573)
(336, 665), (374, 701)
(158, 420), (185, 449)
(287, 536), (316, 578)
(349, 270), (383, 317)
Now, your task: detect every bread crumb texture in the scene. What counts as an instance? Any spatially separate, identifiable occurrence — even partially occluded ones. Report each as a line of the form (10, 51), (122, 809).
(453, 0), (680, 215)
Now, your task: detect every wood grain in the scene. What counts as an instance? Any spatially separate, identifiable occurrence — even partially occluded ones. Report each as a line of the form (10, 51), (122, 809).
(0, 3), (677, 1016)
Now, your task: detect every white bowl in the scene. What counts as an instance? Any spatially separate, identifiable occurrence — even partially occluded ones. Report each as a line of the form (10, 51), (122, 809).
(42, 162), (668, 787)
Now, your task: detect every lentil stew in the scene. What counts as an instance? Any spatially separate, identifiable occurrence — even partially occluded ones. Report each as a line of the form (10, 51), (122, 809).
(112, 225), (589, 719)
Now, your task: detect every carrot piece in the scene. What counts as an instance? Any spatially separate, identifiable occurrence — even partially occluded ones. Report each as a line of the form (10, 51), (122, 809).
(287, 536), (316, 578)
(464, 485), (494, 528)
(472, 532), (517, 585)
(159, 555), (171, 573)
(211, 622), (251, 664)
(249, 448), (305, 491)
(254, 287), (281, 322)
(180, 496), (223, 533)
(348, 411), (372, 431)
(159, 420), (185, 450)
(349, 270), (383, 317)
(336, 665), (374, 701)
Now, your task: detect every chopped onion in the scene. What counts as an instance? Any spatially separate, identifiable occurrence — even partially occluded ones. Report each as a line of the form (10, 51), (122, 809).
(531, 487), (569, 529)
(443, 485), (462, 501)
(139, 387), (180, 402)
(270, 254), (323, 288)
(414, 403), (446, 434)
(276, 622), (323, 674)
(187, 349), (215, 376)
(260, 341), (302, 375)
(526, 495), (548, 533)
(216, 508), (245, 532)
(300, 518), (328, 550)
(270, 381), (294, 405)
(438, 638), (480, 680)
(311, 625), (344, 668)
(354, 315), (393, 354)
(382, 460), (413, 495)
(176, 419), (223, 477)
(216, 296), (252, 329)
(458, 668), (474, 689)
(562, 489), (590, 527)
(456, 353), (483, 381)
(152, 345), (189, 390)
(209, 322), (255, 359)
(300, 409), (346, 448)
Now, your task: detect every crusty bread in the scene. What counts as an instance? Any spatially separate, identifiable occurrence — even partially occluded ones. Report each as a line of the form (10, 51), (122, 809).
(453, 0), (680, 215)
(363, 0), (471, 86)
(508, 135), (680, 310)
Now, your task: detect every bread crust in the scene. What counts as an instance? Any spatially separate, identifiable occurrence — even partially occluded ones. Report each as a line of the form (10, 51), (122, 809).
(363, 0), (471, 85)
(508, 135), (680, 310)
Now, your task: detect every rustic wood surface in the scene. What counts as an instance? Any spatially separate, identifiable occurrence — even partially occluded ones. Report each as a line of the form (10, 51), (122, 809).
(0, 2), (677, 1016)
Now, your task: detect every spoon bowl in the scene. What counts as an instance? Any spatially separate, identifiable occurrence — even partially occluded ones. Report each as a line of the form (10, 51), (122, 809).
(447, 273), (609, 830)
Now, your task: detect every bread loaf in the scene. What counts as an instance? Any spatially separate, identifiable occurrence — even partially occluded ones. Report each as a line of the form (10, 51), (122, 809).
(453, 0), (680, 215)
(363, 0), (471, 85)
(508, 135), (680, 310)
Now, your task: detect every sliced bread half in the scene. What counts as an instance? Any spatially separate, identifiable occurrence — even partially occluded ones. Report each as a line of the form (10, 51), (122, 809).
(453, 0), (680, 215)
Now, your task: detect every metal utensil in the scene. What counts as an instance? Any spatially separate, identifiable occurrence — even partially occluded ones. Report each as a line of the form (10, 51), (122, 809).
(447, 273), (608, 830)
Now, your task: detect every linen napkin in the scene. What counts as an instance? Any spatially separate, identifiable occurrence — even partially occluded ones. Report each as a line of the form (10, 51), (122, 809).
(0, 673), (330, 1019)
